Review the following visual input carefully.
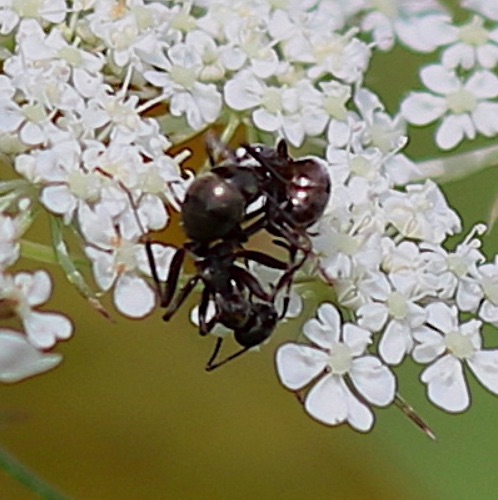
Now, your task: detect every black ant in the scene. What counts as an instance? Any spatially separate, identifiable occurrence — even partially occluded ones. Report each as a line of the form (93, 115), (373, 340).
(145, 138), (331, 370)
(144, 153), (287, 370)
(237, 139), (331, 313)
(159, 238), (281, 371)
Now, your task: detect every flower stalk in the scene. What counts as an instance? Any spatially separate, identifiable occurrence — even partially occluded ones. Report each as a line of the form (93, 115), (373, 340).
(0, 445), (68, 500)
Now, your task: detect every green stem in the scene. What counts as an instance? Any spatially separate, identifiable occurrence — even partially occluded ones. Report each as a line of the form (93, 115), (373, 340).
(20, 239), (89, 269)
(0, 445), (69, 499)
(219, 113), (241, 145)
(415, 144), (498, 183)
(20, 240), (58, 265)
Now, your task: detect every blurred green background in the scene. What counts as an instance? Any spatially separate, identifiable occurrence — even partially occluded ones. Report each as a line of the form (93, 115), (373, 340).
(3, 2), (498, 499)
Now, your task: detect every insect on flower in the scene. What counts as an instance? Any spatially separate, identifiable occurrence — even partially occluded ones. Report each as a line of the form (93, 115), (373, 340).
(145, 138), (331, 369)
(240, 139), (331, 314)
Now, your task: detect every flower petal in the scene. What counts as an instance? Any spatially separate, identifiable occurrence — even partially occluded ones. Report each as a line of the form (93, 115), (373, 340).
(23, 311), (73, 349)
(342, 323), (372, 356)
(16, 270), (51, 307)
(114, 274), (156, 318)
(465, 70), (498, 99)
(468, 350), (498, 395)
(420, 64), (460, 95)
(379, 320), (413, 365)
(224, 73), (263, 110)
(350, 356), (396, 406)
(421, 355), (469, 412)
(412, 326), (445, 363)
(305, 373), (348, 425)
(253, 108), (281, 132)
(425, 302), (458, 333)
(472, 102), (498, 136)
(0, 329), (62, 383)
(400, 92), (446, 125)
(303, 303), (341, 348)
(344, 385), (375, 432)
(435, 114), (475, 150)
(275, 343), (327, 390)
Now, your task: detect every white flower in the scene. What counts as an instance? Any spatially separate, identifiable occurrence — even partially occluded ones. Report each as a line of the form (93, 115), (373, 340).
(382, 180), (461, 244)
(312, 216), (384, 282)
(0, 0), (66, 35)
(224, 71), (328, 147)
(0, 270), (73, 349)
(0, 213), (22, 269)
(441, 16), (498, 70)
(461, 0), (498, 22)
(144, 42), (223, 130)
(381, 239), (439, 294)
(80, 89), (171, 151)
(268, 4), (347, 63)
(359, 0), (451, 52)
(421, 225), (486, 312)
(357, 274), (426, 365)
(0, 329), (62, 382)
(401, 64), (498, 150)
(276, 303), (396, 432)
(85, 0), (172, 68)
(476, 257), (498, 327)
(306, 31), (371, 84)
(334, 268), (391, 312)
(325, 88), (421, 186)
(0, 92), (62, 147)
(79, 204), (174, 318)
(222, 16), (279, 78)
(11, 19), (104, 98)
(413, 302), (498, 413)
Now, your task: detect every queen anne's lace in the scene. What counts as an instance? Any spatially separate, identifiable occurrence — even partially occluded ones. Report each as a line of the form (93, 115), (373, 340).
(1, 0), (498, 438)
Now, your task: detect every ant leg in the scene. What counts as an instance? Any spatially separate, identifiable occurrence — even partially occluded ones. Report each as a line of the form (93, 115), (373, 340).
(162, 274), (200, 321)
(243, 212), (268, 237)
(94, 166), (170, 300)
(236, 249), (288, 270)
(161, 248), (186, 308)
(273, 246), (311, 319)
(205, 345), (251, 371)
(243, 143), (289, 184)
(144, 239), (169, 300)
(94, 166), (186, 308)
(274, 249), (298, 319)
(205, 337), (224, 370)
(231, 265), (270, 301)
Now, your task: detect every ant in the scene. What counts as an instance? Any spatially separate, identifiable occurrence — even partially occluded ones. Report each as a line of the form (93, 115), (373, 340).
(204, 138), (331, 304)
(237, 139), (331, 313)
(143, 152), (287, 370)
(160, 238), (281, 371)
(145, 138), (331, 370)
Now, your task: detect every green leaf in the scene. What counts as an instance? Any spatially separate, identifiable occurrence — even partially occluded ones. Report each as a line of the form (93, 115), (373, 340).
(50, 216), (113, 321)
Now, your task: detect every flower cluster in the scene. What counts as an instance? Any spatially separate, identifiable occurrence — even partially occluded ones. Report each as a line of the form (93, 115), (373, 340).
(1, 0), (498, 437)
(0, 205), (70, 381)
(400, 9), (498, 149)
